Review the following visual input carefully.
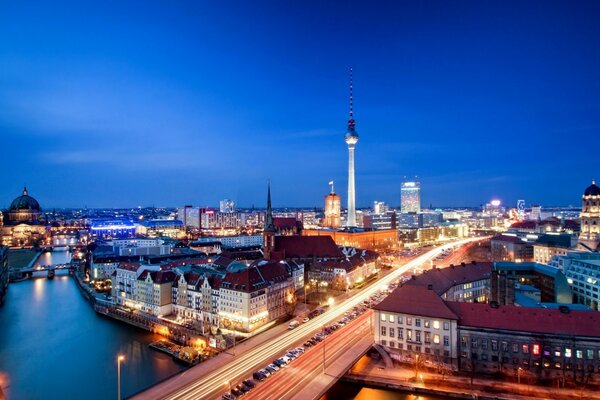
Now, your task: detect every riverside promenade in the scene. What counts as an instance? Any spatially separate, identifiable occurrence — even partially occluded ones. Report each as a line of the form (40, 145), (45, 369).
(344, 355), (600, 400)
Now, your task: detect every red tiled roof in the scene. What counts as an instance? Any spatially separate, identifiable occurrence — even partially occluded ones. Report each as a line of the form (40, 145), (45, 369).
(509, 221), (537, 229)
(273, 217), (298, 229)
(221, 261), (290, 292)
(119, 262), (140, 271)
(405, 262), (492, 296)
(446, 302), (600, 338)
(274, 236), (343, 258)
(562, 220), (580, 230)
(375, 285), (459, 320)
(138, 269), (177, 284)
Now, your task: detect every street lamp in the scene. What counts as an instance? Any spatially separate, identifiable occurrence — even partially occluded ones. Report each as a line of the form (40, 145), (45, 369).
(304, 284), (309, 305)
(518, 367), (523, 385)
(224, 380), (232, 393)
(327, 297), (334, 307)
(415, 354), (420, 380)
(117, 354), (125, 400)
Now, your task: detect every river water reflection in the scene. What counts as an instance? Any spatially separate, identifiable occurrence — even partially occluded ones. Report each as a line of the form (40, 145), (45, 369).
(0, 251), (186, 400)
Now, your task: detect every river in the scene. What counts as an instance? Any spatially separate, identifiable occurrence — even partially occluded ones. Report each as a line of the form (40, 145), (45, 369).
(0, 251), (186, 400)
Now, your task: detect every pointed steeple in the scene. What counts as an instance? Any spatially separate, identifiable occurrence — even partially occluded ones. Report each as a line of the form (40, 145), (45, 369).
(264, 181), (275, 232)
(23, 185), (28, 196)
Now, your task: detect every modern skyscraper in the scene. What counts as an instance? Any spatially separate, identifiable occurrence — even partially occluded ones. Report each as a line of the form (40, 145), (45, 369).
(373, 201), (388, 214)
(530, 205), (542, 221)
(323, 180), (341, 228)
(401, 181), (421, 213)
(345, 68), (359, 227)
(219, 199), (235, 213)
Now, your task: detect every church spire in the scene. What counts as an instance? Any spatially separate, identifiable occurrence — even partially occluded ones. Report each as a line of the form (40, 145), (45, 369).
(264, 181), (275, 232)
(23, 185), (28, 196)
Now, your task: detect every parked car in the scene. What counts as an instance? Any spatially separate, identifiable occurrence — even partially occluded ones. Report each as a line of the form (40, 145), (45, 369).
(253, 371), (267, 381)
(243, 379), (256, 388)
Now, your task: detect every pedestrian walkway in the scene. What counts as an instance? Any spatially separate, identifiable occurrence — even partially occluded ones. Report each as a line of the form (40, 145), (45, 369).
(345, 355), (600, 400)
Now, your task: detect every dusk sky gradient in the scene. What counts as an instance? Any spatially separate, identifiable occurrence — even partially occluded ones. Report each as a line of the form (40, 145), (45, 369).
(1, 1), (599, 209)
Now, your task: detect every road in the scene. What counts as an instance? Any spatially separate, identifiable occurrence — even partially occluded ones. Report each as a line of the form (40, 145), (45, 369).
(133, 236), (487, 400)
(245, 311), (372, 400)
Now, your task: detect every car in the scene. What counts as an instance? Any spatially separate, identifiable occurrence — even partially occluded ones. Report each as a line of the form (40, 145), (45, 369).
(231, 387), (243, 397)
(236, 383), (250, 394)
(294, 346), (305, 353)
(273, 359), (286, 368)
(285, 353), (297, 360)
(264, 366), (277, 374)
(303, 341), (313, 347)
(253, 371), (267, 381)
(302, 317), (310, 323)
(268, 363), (280, 371)
(243, 379), (256, 388)
(222, 394), (235, 400)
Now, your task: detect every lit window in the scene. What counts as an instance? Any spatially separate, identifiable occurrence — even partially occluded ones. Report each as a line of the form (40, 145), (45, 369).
(554, 348), (561, 357)
(532, 344), (540, 356)
(434, 334), (440, 344)
(433, 320), (440, 329)
(522, 344), (529, 354)
(381, 313), (387, 322)
(389, 315), (395, 323)
(576, 350), (583, 359)
(565, 348), (572, 358)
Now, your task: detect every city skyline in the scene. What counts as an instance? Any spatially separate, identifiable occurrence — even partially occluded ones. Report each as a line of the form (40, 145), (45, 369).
(2, 1), (600, 208)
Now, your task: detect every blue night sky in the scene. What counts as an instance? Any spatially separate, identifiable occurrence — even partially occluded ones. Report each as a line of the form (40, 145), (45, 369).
(1, 1), (599, 209)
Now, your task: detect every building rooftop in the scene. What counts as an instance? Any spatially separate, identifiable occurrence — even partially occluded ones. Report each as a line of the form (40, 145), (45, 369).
(493, 261), (563, 278)
(404, 262), (492, 296)
(534, 233), (573, 248)
(375, 285), (459, 320)
(446, 301), (600, 338)
(274, 235), (343, 259)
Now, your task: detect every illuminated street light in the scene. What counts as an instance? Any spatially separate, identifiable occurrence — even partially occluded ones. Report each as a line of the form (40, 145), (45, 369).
(117, 354), (125, 400)
(327, 297), (334, 307)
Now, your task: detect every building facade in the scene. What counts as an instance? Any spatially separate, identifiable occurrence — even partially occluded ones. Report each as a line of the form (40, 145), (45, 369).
(323, 192), (341, 229)
(401, 181), (421, 213)
(579, 180), (600, 252)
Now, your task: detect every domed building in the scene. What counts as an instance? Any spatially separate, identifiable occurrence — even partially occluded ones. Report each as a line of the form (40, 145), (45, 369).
(579, 180), (600, 252)
(0, 187), (46, 247)
(6, 186), (42, 225)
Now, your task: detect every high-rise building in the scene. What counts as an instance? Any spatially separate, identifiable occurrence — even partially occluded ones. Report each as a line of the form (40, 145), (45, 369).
(323, 181), (341, 228)
(345, 68), (359, 228)
(219, 199), (235, 213)
(579, 180), (600, 252)
(373, 201), (388, 214)
(401, 181), (420, 213)
(530, 205), (542, 221)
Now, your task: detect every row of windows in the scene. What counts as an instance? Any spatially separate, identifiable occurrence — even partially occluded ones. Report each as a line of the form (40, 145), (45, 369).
(380, 313), (450, 330)
(381, 327), (450, 346)
(463, 337), (600, 360)
(380, 340), (451, 356)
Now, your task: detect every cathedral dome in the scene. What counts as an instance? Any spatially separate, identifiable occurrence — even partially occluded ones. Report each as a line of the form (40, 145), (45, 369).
(8, 187), (41, 212)
(584, 180), (600, 197)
